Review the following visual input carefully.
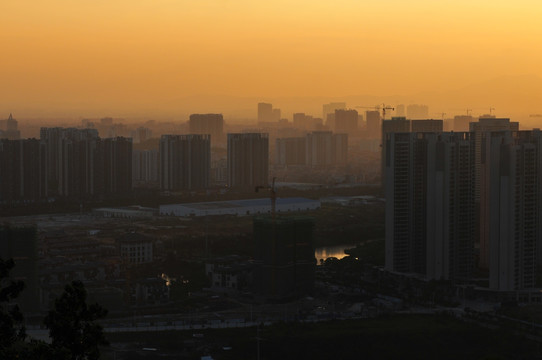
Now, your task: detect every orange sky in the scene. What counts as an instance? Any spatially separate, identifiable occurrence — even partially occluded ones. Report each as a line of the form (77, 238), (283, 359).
(1, 0), (541, 118)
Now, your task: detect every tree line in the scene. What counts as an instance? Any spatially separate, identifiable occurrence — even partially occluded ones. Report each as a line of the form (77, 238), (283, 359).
(0, 258), (108, 360)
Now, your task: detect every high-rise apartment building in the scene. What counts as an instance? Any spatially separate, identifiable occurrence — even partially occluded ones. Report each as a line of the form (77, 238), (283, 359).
(227, 133), (269, 189)
(0, 139), (47, 202)
(411, 119), (443, 133)
(480, 131), (542, 291)
(334, 109), (358, 134)
(257, 103), (281, 124)
(132, 149), (159, 186)
(276, 132), (347, 167)
(365, 110), (381, 139)
(258, 103), (273, 122)
(453, 115), (473, 132)
(469, 117), (519, 204)
(385, 132), (475, 282)
(323, 102), (346, 127)
(381, 117), (411, 188)
(102, 137), (133, 195)
(395, 104), (405, 117)
(276, 137), (306, 166)
(40, 127), (100, 197)
(406, 104), (429, 119)
(305, 131), (348, 167)
(189, 114), (224, 143)
(253, 216), (316, 298)
(160, 134), (210, 191)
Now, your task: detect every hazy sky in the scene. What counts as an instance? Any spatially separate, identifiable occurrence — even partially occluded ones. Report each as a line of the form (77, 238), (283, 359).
(1, 0), (541, 117)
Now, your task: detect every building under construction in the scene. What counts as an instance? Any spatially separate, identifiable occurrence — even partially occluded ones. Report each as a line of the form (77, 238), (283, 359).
(253, 216), (316, 300)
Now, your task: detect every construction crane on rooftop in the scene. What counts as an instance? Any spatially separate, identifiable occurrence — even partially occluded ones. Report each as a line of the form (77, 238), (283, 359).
(355, 103), (395, 120)
(255, 177), (277, 220)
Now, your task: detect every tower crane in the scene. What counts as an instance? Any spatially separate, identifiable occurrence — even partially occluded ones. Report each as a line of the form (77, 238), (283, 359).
(355, 103), (395, 120)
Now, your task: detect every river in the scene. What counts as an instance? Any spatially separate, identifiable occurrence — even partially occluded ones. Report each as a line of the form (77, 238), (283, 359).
(314, 244), (357, 264)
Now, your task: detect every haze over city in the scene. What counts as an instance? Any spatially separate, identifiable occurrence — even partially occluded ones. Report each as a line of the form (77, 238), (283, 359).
(2, 0), (542, 121)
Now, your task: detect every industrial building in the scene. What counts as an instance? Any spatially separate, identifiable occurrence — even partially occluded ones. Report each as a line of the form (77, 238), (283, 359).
(159, 197), (320, 217)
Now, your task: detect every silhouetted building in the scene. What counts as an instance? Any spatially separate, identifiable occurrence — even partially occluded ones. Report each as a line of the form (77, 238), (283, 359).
(323, 102), (346, 128)
(276, 137), (306, 166)
(480, 131), (542, 291)
(395, 104), (405, 117)
(189, 114), (224, 143)
(453, 115), (473, 132)
(293, 113), (311, 130)
(385, 132), (475, 282)
(160, 134), (210, 191)
(365, 110), (381, 139)
(130, 127), (152, 144)
(132, 149), (159, 186)
(227, 133), (269, 189)
(253, 216), (316, 299)
(40, 127), (100, 197)
(306, 131), (348, 167)
(258, 103), (273, 122)
(0, 139), (47, 202)
(0, 114), (21, 140)
(381, 117), (411, 188)
(469, 117), (519, 204)
(334, 109), (358, 134)
(407, 104), (429, 119)
(411, 119), (443, 133)
(101, 137), (133, 195)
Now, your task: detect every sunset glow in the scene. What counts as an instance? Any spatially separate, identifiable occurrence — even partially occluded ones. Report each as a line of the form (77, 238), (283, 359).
(1, 0), (541, 117)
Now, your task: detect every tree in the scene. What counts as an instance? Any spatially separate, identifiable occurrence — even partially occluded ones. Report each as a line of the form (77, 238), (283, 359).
(0, 258), (26, 358)
(44, 280), (108, 360)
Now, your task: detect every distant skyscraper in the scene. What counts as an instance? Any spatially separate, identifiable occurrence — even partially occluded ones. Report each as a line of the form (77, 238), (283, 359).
(257, 103), (281, 124)
(130, 127), (152, 144)
(365, 110), (381, 139)
(411, 119), (443, 133)
(227, 133), (269, 189)
(406, 104), (429, 119)
(0, 114), (21, 140)
(480, 131), (542, 291)
(132, 149), (159, 186)
(395, 104), (405, 117)
(258, 103), (273, 123)
(381, 117), (411, 188)
(272, 108), (281, 122)
(305, 131), (347, 167)
(189, 114), (224, 143)
(322, 102), (346, 123)
(160, 134), (210, 191)
(385, 132), (475, 281)
(453, 115), (473, 132)
(334, 109), (358, 134)
(293, 113), (313, 130)
(276, 137), (306, 166)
